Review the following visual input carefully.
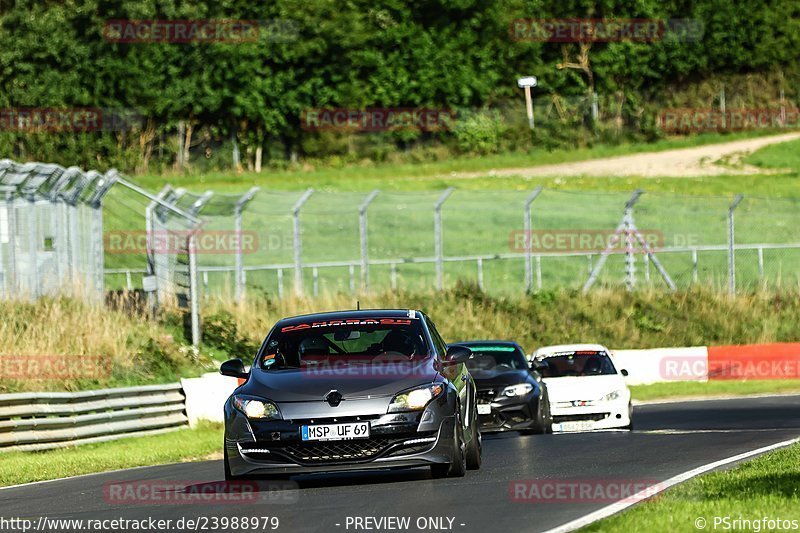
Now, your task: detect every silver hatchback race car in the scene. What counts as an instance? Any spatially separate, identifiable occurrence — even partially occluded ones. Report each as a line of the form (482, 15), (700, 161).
(221, 309), (481, 479)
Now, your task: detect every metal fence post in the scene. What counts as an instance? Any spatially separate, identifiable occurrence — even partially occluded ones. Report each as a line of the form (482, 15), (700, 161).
(90, 204), (104, 299)
(188, 232), (200, 346)
(728, 194), (744, 295)
(434, 187), (454, 291)
(583, 189), (643, 293)
(359, 190), (380, 293)
(292, 188), (314, 296)
(27, 197), (39, 299)
(524, 187), (543, 293)
(3, 191), (15, 296)
(234, 187), (259, 302)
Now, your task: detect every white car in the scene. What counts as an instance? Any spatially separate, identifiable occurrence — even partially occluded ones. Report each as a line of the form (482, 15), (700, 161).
(530, 344), (632, 432)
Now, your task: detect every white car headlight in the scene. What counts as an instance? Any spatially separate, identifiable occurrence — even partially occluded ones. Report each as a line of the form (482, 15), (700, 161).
(388, 384), (444, 413)
(603, 390), (623, 402)
(232, 395), (281, 420)
(501, 383), (533, 397)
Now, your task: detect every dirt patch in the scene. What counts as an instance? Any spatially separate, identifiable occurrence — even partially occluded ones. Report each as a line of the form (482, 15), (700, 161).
(451, 132), (800, 179)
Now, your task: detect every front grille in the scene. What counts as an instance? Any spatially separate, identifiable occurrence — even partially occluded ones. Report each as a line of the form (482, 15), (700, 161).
(476, 389), (495, 404)
(242, 434), (435, 465)
(553, 413), (609, 423)
(283, 439), (388, 462)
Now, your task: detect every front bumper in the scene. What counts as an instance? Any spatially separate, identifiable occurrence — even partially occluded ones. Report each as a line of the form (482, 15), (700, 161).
(550, 399), (630, 431)
(224, 395), (459, 476)
(475, 388), (539, 432)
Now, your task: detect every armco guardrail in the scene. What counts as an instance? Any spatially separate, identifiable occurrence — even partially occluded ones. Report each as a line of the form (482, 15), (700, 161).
(0, 383), (188, 452)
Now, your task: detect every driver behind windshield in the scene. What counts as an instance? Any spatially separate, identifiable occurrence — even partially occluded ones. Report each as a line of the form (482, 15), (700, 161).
(260, 324), (428, 370)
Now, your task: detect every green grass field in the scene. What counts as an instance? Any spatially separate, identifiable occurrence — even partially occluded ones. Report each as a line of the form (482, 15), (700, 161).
(631, 380), (800, 402)
(584, 440), (800, 532)
(0, 423), (222, 487)
(102, 132), (800, 296)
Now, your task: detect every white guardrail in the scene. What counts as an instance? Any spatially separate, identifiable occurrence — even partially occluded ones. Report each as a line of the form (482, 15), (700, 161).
(0, 383), (188, 452)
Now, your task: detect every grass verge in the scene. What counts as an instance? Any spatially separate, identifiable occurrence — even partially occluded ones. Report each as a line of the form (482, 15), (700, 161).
(137, 131), (781, 193)
(583, 441), (800, 532)
(0, 422), (223, 488)
(631, 380), (800, 402)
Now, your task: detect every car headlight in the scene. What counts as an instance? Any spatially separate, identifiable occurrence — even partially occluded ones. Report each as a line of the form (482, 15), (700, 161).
(388, 384), (444, 413)
(501, 383), (534, 397)
(232, 395), (281, 420)
(603, 390), (623, 402)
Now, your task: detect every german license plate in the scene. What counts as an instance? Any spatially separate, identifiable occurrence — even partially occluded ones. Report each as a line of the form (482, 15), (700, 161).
(477, 404), (492, 415)
(554, 421), (594, 432)
(301, 422), (370, 441)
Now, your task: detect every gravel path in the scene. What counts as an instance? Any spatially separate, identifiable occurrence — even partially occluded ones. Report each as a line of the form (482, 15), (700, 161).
(453, 132), (800, 179)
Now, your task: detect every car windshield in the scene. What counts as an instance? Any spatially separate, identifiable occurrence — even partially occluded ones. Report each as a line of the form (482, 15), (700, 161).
(259, 318), (429, 370)
(465, 345), (528, 373)
(540, 351), (617, 377)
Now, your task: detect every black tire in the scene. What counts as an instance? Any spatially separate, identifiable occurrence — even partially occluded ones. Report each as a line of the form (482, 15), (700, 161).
(465, 408), (482, 470)
(543, 389), (554, 434)
(431, 414), (467, 478)
(224, 444), (237, 481)
(624, 402), (634, 430)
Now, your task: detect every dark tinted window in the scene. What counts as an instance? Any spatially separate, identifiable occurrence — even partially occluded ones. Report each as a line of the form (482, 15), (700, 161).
(259, 317), (428, 370)
(540, 351), (617, 377)
(465, 345), (527, 372)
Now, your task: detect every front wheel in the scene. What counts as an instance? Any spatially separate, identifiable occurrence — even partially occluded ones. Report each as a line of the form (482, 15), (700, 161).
(465, 408), (482, 470)
(431, 415), (467, 478)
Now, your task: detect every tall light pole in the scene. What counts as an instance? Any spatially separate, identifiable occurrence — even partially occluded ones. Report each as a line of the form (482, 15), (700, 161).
(518, 76), (538, 129)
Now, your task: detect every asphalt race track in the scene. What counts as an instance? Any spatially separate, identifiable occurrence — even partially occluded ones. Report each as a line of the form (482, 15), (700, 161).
(4, 395), (800, 533)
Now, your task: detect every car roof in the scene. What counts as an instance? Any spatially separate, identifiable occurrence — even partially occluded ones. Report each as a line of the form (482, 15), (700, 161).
(532, 343), (610, 358)
(276, 309), (420, 326)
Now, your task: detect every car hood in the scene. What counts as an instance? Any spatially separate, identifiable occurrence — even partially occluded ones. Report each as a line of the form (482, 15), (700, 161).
(242, 358), (440, 403)
(472, 369), (532, 389)
(543, 375), (627, 403)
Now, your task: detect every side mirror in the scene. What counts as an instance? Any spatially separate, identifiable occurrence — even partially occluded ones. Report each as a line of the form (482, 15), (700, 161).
(444, 345), (472, 365)
(620, 369), (629, 377)
(220, 358), (249, 379)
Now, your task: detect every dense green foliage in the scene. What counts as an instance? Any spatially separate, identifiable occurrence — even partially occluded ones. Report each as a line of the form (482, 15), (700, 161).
(1, 0), (798, 171)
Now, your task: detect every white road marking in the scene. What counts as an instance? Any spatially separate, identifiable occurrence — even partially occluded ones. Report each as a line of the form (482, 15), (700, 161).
(540, 436), (800, 533)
